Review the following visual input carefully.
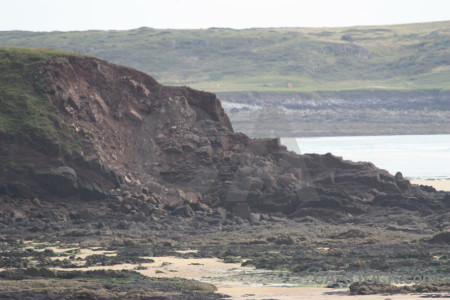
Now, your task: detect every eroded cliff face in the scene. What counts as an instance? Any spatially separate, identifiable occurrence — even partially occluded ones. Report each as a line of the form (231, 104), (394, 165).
(40, 56), (246, 196)
(1, 55), (449, 226)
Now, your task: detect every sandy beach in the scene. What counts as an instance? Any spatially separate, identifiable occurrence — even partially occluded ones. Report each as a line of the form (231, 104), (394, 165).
(48, 248), (448, 300)
(217, 286), (447, 300)
(411, 179), (450, 191)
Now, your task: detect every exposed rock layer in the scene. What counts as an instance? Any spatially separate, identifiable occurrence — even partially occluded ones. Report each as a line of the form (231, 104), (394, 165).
(1, 55), (449, 225)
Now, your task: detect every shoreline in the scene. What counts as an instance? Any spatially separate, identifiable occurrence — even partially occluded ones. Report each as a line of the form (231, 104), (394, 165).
(411, 179), (450, 192)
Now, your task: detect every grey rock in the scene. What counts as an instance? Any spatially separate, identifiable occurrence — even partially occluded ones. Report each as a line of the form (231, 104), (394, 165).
(216, 207), (227, 220)
(33, 166), (79, 197)
(249, 213), (261, 223)
(172, 205), (194, 218)
(235, 203), (251, 220)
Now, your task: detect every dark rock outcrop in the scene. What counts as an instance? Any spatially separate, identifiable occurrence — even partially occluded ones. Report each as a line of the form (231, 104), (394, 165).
(1, 54), (449, 225)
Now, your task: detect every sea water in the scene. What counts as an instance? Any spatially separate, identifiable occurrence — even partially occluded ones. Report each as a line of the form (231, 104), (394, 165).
(280, 135), (450, 180)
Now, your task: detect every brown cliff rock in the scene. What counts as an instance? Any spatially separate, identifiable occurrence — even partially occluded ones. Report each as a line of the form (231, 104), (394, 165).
(1, 54), (449, 225)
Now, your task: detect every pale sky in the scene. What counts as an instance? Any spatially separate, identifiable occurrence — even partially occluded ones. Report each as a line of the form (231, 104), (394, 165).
(1, 0), (450, 31)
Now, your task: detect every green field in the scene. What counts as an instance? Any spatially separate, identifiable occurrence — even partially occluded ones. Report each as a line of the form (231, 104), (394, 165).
(0, 21), (449, 93)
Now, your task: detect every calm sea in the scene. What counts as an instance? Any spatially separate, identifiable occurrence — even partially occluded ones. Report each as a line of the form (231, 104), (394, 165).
(280, 135), (450, 180)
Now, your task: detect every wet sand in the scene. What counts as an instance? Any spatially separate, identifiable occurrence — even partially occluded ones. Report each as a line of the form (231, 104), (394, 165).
(55, 256), (259, 279)
(217, 286), (447, 300)
(139, 256), (257, 279)
(411, 179), (450, 191)
(49, 251), (447, 300)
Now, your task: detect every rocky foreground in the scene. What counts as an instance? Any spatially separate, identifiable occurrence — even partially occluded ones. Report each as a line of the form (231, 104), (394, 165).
(0, 48), (449, 299)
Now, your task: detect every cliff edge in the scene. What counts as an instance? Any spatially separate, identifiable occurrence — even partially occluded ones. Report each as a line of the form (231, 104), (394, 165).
(1, 47), (449, 233)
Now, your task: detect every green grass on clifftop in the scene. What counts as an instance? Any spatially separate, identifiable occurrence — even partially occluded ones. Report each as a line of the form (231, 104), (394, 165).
(1, 21), (449, 93)
(0, 47), (94, 156)
(0, 47), (77, 138)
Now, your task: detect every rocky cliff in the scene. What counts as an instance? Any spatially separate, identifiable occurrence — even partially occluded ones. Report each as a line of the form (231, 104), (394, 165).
(1, 48), (449, 232)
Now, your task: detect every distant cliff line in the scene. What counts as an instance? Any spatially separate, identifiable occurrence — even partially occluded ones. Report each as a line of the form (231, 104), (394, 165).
(218, 89), (450, 137)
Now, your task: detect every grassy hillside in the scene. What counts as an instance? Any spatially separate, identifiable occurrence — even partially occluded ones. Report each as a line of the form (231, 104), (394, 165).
(0, 21), (449, 93)
(0, 47), (86, 148)
(0, 47), (62, 137)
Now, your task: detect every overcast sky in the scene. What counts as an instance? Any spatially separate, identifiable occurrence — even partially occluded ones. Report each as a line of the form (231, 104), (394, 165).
(1, 0), (449, 31)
